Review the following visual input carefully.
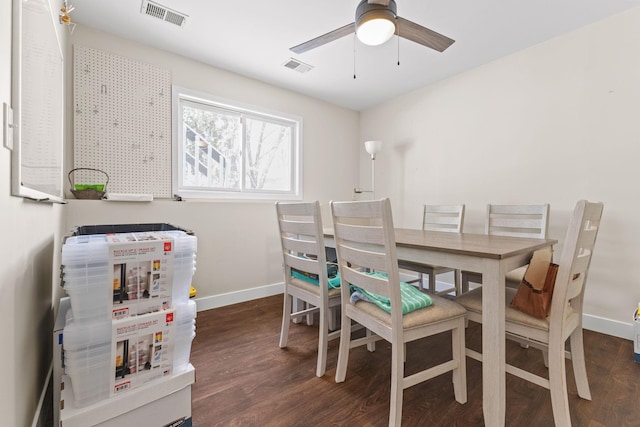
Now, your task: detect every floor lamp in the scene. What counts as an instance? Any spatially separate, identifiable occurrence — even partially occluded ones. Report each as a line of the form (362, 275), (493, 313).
(354, 140), (383, 199)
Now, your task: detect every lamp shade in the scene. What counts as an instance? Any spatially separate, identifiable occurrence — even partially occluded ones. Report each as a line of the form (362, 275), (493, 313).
(364, 140), (383, 155)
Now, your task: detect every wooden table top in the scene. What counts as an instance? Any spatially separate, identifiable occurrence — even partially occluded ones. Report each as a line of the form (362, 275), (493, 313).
(325, 227), (557, 260)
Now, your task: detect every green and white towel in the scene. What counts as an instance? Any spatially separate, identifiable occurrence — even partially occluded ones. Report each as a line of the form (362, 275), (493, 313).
(351, 271), (433, 314)
(291, 269), (341, 288)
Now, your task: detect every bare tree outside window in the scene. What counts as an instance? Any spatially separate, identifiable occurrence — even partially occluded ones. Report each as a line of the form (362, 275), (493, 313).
(173, 88), (301, 200)
(245, 118), (292, 191)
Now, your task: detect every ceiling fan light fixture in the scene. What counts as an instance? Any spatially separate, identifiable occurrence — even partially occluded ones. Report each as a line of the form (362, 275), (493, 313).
(357, 17), (395, 46)
(355, 0), (397, 46)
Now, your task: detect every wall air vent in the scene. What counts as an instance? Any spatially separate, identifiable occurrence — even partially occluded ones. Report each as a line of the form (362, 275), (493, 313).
(141, 0), (188, 27)
(282, 58), (314, 74)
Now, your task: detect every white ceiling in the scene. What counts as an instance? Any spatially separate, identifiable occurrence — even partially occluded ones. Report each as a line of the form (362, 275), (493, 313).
(71, 0), (640, 111)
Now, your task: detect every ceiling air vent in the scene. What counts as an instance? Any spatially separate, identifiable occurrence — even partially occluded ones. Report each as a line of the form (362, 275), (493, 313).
(283, 58), (314, 74)
(141, 0), (188, 27)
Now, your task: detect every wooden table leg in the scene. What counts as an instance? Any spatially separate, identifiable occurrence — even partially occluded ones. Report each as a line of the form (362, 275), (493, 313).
(482, 258), (506, 426)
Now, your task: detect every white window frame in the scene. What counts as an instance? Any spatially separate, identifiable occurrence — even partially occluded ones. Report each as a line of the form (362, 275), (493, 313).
(172, 86), (303, 200)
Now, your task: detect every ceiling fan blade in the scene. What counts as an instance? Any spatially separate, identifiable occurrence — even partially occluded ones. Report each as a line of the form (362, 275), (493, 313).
(290, 23), (356, 54)
(396, 16), (454, 52)
(368, 0), (390, 5)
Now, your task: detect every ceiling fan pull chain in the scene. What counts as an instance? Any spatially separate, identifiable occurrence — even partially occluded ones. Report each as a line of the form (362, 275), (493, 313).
(397, 25), (400, 66)
(353, 32), (357, 79)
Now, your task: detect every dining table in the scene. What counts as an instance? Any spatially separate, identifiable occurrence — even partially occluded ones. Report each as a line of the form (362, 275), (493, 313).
(324, 227), (557, 427)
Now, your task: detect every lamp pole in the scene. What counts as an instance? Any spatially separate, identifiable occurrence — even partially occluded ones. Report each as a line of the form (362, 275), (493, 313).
(370, 151), (376, 199)
(354, 140), (383, 199)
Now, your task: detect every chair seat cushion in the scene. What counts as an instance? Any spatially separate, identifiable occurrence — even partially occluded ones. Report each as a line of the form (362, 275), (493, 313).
(464, 265), (528, 285)
(354, 294), (466, 330)
(505, 265), (528, 282)
(290, 277), (342, 298)
(455, 287), (552, 331)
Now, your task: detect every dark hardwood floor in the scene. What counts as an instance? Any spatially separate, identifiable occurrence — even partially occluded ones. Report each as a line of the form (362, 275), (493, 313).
(191, 295), (639, 426)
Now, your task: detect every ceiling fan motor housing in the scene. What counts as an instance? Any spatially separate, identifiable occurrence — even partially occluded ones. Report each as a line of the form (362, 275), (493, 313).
(356, 0), (397, 30)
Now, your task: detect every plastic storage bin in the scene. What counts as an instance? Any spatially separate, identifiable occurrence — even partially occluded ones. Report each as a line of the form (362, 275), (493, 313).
(61, 227), (196, 320)
(68, 223), (194, 237)
(60, 224), (197, 408)
(173, 300), (197, 373)
(63, 307), (187, 407)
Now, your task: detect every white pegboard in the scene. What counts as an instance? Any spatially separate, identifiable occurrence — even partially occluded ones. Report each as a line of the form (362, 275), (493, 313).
(73, 45), (171, 197)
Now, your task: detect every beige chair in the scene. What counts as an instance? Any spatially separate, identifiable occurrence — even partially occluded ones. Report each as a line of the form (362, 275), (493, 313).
(331, 198), (467, 427)
(456, 200), (603, 426)
(461, 204), (550, 293)
(276, 201), (341, 377)
(399, 204), (465, 295)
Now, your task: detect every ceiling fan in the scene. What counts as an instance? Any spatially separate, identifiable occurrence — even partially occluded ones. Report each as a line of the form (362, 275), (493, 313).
(290, 0), (454, 54)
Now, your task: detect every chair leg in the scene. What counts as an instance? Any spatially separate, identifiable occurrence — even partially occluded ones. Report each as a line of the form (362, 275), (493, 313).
(389, 340), (405, 427)
(279, 293), (292, 348)
(548, 338), (572, 427)
(335, 312), (352, 383)
(366, 328), (376, 352)
(316, 306), (330, 377)
(329, 305), (337, 331)
(569, 328), (592, 400)
(306, 302), (314, 326)
(417, 273), (424, 291)
(428, 271), (436, 294)
(461, 273), (470, 294)
(451, 319), (467, 404)
(292, 297), (303, 324)
(453, 269), (461, 296)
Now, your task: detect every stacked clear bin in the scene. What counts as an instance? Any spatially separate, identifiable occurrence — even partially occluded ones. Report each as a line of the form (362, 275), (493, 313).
(61, 226), (197, 407)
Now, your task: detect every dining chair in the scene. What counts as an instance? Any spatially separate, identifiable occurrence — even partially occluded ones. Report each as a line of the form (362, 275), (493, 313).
(331, 198), (467, 427)
(399, 204), (465, 295)
(456, 200), (603, 426)
(461, 203), (550, 293)
(276, 201), (341, 377)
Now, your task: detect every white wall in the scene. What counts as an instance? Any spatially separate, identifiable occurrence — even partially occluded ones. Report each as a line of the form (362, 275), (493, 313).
(0, 1), (67, 426)
(360, 7), (640, 338)
(65, 26), (360, 309)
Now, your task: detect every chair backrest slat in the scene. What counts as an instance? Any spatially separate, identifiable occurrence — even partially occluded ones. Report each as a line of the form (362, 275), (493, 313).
(486, 204), (549, 238)
(341, 266), (392, 299)
(281, 236), (319, 257)
(279, 219), (317, 236)
(284, 253), (322, 276)
(423, 204), (465, 233)
(334, 223), (384, 246)
(338, 243), (389, 274)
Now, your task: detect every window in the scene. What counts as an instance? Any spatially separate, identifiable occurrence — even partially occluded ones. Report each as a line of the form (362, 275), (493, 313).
(172, 86), (302, 200)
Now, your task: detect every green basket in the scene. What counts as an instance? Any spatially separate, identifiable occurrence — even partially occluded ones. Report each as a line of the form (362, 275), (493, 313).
(68, 168), (109, 200)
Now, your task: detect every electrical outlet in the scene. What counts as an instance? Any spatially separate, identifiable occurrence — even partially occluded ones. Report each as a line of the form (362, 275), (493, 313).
(3, 102), (14, 151)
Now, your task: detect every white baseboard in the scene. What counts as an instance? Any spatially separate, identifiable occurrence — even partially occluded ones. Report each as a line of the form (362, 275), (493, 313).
(194, 282), (284, 312)
(193, 281), (634, 342)
(32, 363), (52, 427)
(583, 313), (634, 340)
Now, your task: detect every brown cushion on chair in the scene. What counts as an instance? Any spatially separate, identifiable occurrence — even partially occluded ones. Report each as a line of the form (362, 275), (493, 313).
(521, 248), (553, 291)
(353, 294), (466, 330)
(510, 247), (558, 318)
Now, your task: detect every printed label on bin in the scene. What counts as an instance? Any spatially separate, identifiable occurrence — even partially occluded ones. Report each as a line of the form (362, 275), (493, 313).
(111, 309), (176, 396)
(108, 232), (174, 319)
